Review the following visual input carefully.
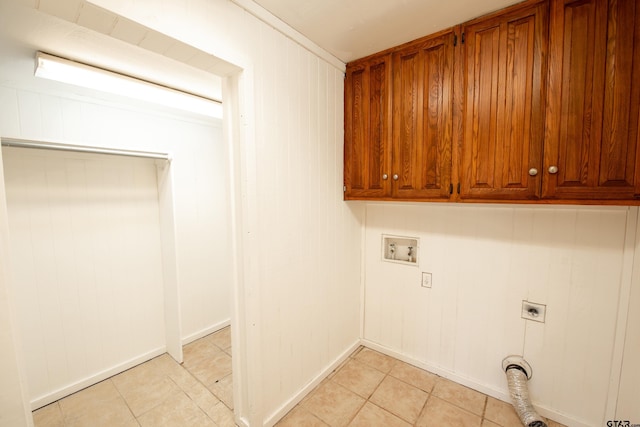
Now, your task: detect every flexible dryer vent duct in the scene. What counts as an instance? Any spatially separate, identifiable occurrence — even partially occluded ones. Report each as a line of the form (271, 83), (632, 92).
(502, 356), (547, 427)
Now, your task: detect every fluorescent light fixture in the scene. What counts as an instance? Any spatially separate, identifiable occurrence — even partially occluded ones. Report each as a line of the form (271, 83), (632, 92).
(34, 52), (222, 118)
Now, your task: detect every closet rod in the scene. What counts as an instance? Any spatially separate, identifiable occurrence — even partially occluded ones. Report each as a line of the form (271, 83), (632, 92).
(1, 138), (170, 161)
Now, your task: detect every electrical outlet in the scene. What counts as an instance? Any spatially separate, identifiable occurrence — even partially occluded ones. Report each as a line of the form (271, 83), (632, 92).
(521, 301), (546, 323)
(421, 272), (432, 288)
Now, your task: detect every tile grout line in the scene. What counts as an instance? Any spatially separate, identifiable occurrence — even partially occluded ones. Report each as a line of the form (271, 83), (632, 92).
(109, 377), (143, 426)
(276, 347), (567, 426)
(413, 388), (432, 426)
(480, 394), (488, 424)
(180, 338), (233, 424)
(33, 331), (235, 427)
(163, 374), (215, 423)
(344, 389), (367, 427)
(329, 348), (492, 426)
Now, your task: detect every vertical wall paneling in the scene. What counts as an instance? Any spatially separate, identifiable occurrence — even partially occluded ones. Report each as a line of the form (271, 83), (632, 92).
(171, 124), (232, 344)
(521, 208), (628, 425)
(198, 9), (360, 424)
(603, 207), (637, 420)
(156, 161), (182, 363)
(615, 208), (640, 420)
(0, 88), (20, 137)
(3, 86), (231, 350)
(3, 0), (362, 424)
(0, 148), (32, 427)
(3, 148), (167, 408)
(0, 82), (230, 410)
(223, 71), (252, 427)
(363, 203), (632, 427)
(4, 1), (638, 425)
(617, 290), (640, 419)
(20, 1), (640, 425)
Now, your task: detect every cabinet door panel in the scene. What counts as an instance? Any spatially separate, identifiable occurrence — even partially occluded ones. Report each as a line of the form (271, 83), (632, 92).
(394, 50), (421, 191)
(392, 32), (454, 200)
(599, 0), (640, 189)
(344, 56), (392, 198)
(423, 43), (452, 190)
(543, 0), (640, 199)
(467, 25), (501, 190)
(461, 1), (547, 200)
(503, 15), (540, 188)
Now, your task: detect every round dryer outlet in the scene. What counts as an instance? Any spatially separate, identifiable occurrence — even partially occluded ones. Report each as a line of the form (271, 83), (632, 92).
(502, 355), (533, 380)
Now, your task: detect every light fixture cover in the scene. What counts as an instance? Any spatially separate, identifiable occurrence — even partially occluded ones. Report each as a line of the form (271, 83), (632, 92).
(34, 52), (222, 118)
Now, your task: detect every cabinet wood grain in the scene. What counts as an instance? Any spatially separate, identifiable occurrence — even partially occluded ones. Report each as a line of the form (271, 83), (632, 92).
(543, 0), (640, 200)
(460, 0), (548, 200)
(344, 55), (392, 198)
(343, 0), (640, 205)
(392, 31), (455, 199)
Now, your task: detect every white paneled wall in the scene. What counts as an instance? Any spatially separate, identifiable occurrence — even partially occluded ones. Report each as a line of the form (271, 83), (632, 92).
(3, 148), (166, 407)
(254, 35), (362, 423)
(0, 86), (231, 343)
(0, 83), (232, 408)
(2, 1), (639, 425)
(78, 0), (364, 425)
(0, 150), (31, 427)
(168, 122), (232, 343)
(617, 236), (640, 420)
(363, 203), (635, 427)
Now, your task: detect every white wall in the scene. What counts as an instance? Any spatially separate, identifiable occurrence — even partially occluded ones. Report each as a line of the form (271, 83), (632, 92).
(2, 2), (638, 427)
(0, 0), (364, 425)
(0, 83), (231, 341)
(0, 155), (32, 427)
(0, 48), (233, 412)
(617, 232), (640, 421)
(0, 89), (231, 334)
(80, 0), (364, 425)
(26, 1), (640, 426)
(3, 148), (167, 408)
(251, 29), (363, 425)
(362, 202), (639, 427)
(171, 127), (232, 343)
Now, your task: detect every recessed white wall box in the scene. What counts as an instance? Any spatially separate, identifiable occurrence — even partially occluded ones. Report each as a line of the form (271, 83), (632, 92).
(521, 301), (546, 323)
(382, 234), (419, 265)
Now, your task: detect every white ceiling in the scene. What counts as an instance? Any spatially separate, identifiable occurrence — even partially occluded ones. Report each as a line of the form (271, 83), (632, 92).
(0, 0), (526, 105)
(253, 0), (525, 62)
(0, 0), (228, 103)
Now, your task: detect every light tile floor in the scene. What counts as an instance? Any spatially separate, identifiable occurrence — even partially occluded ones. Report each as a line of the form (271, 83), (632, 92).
(33, 331), (567, 427)
(275, 347), (567, 427)
(33, 327), (235, 427)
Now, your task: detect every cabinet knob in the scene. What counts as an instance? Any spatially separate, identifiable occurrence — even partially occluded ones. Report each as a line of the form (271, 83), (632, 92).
(528, 168), (538, 176)
(393, 174), (399, 181)
(548, 166), (559, 174)
(382, 174), (388, 180)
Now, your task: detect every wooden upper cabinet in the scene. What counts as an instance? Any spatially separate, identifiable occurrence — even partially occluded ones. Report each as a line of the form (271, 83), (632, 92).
(344, 0), (640, 205)
(392, 30), (455, 200)
(344, 54), (392, 199)
(460, 0), (548, 200)
(344, 31), (455, 201)
(543, 0), (640, 200)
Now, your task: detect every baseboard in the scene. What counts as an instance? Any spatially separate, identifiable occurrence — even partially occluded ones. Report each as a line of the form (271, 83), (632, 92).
(236, 415), (250, 427)
(181, 319), (231, 345)
(360, 339), (592, 427)
(262, 340), (362, 427)
(30, 346), (166, 410)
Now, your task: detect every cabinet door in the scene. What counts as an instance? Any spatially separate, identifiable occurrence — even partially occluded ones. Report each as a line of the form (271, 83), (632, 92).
(391, 31), (455, 200)
(344, 55), (392, 199)
(543, 0), (640, 200)
(460, 1), (548, 200)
